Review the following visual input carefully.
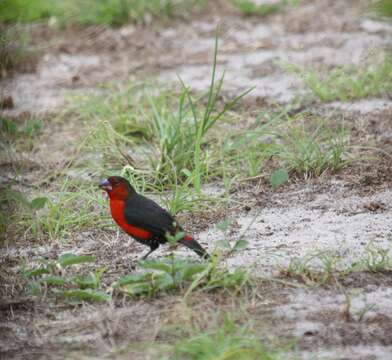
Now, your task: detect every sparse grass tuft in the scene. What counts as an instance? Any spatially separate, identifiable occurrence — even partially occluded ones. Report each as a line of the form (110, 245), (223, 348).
(225, 111), (351, 180)
(280, 252), (341, 286)
(351, 243), (392, 273)
(274, 117), (349, 177)
(285, 54), (392, 102)
(0, 116), (43, 151)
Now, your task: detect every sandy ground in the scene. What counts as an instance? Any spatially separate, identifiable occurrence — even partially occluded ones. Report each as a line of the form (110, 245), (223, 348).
(1, 0), (392, 359)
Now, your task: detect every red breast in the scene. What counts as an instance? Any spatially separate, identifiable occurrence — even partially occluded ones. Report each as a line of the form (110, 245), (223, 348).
(110, 199), (152, 240)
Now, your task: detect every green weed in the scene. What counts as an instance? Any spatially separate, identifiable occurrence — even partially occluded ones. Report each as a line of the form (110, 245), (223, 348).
(24, 252), (110, 303)
(0, 188), (48, 244)
(12, 179), (108, 241)
(273, 117), (349, 177)
(215, 219), (249, 254)
(285, 54), (392, 101)
(0, 116), (43, 153)
(84, 37), (249, 190)
(350, 243), (392, 273)
(225, 111), (350, 180)
(115, 254), (250, 299)
(280, 252), (341, 286)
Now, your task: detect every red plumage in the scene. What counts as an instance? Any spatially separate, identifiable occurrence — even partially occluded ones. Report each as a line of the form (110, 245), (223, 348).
(99, 176), (209, 260)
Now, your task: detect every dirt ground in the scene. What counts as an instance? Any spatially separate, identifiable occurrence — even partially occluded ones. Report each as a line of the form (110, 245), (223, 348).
(1, 0), (392, 359)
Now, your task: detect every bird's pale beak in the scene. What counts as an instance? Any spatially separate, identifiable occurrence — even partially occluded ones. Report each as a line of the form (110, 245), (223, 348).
(99, 179), (112, 191)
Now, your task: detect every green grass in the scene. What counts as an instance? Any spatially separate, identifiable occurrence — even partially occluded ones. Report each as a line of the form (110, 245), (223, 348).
(0, 116), (43, 149)
(373, 0), (392, 18)
(115, 255), (250, 299)
(285, 54), (392, 102)
(279, 244), (392, 287)
(0, 25), (37, 77)
(24, 252), (110, 303)
(80, 84), (351, 199)
(26, 247), (251, 304)
(350, 243), (392, 273)
(173, 317), (280, 360)
(73, 37), (250, 214)
(224, 112), (351, 179)
(0, 0), (205, 26)
(9, 179), (108, 241)
(231, 0), (298, 17)
(0, 116), (44, 242)
(231, 0), (282, 16)
(26, 41), (357, 244)
(273, 117), (349, 177)
(280, 252), (341, 286)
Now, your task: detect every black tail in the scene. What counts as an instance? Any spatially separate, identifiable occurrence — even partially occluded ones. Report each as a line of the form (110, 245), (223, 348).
(179, 235), (210, 259)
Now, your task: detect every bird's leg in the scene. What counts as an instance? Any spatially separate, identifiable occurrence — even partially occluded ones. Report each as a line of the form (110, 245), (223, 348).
(142, 243), (159, 260)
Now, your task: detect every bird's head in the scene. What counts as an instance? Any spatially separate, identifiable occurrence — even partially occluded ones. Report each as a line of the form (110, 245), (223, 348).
(99, 176), (135, 200)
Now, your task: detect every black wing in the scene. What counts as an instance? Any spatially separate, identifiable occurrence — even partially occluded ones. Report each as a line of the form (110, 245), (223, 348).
(124, 193), (177, 238)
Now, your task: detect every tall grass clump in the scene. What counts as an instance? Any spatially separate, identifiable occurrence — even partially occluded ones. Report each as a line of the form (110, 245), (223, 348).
(81, 36), (250, 192)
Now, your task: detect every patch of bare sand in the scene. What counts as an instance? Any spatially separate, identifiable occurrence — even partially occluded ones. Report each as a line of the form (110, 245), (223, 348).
(2, 0), (391, 116)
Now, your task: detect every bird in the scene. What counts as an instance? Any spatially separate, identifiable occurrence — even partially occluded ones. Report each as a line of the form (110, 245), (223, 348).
(99, 176), (209, 260)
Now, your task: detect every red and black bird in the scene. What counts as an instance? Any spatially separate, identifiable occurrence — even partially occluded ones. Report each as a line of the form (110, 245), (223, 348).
(99, 176), (209, 260)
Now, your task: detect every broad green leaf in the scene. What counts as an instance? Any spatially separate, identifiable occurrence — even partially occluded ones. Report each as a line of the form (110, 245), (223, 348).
(216, 219), (231, 232)
(26, 281), (41, 295)
(73, 273), (98, 289)
(40, 275), (67, 286)
(24, 267), (50, 277)
(156, 274), (175, 291)
(59, 289), (110, 303)
(115, 273), (154, 287)
(30, 197), (48, 210)
(270, 169), (289, 189)
(179, 264), (206, 281)
(216, 239), (231, 249)
(184, 261), (215, 299)
(139, 260), (172, 273)
(181, 168), (192, 178)
(119, 282), (154, 296)
(165, 231), (185, 245)
(58, 253), (95, 267)
(232, 239), (249, 252)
